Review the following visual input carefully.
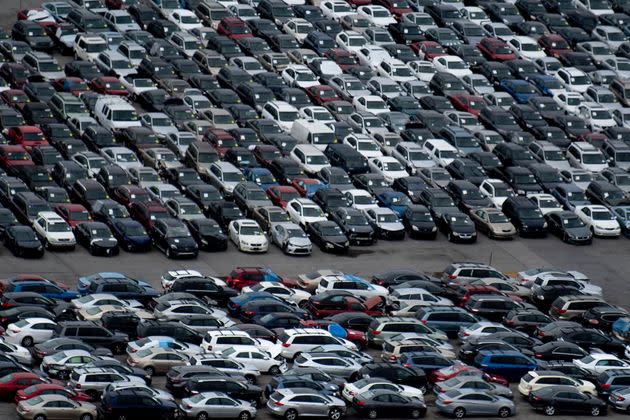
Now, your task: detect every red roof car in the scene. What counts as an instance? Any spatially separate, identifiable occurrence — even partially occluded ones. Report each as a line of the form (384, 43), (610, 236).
(411, 41), (447, 60)
(1, 89), (30, 109)
(217, 17), (253, 39)
(430, 364), (509, 387)
(204, 129), (238, 158)
(89, 76), (128, 95)
(53, 203), (91, 229)
(290, 177), (325, 197)
(225, 267), (287, 290)
(0, 274), (68, 292)
(538, 34), (571, 58)
(252, 144), (282, 168)
(15, 383), (91, 403)
(449, 95), (485, 116)
(6, 126), (49, 150)
(324, 49), (361, 71)
(129, 200), (169, 230)
(0, 145), (34, 173)
(373, 0), (412, 17)
(266, 185), (301, 209)
(0, 373), (53, 399)
(110, 185), (151, 210)
(477, 38), (517, 62)
(51, 77), (90, 96)
(305, 85), (342, 105)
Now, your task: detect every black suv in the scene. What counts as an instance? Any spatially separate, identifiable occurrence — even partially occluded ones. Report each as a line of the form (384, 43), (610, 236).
(99, 389), (179, 420)
(86, 278), (158, 305)
(357, 363), (428, 393)
(502, 196), (547, 236)
(136, 320), (203, 345)
(53, 321), (128, 354)
(169, 278), (237, 306)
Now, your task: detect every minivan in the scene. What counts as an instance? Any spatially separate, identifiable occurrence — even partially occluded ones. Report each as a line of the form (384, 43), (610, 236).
(502, 195), (547, 236)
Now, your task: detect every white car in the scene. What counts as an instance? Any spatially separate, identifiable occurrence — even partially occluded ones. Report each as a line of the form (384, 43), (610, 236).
(356, 45), (391, 70)
(528, 193), (563, 215)
(241, 281), (311, 308)
(126, 336), (202, 356)
(386, 288), (453, 309)
(408, 60), (437, 82)
(342, 380), (425, 403)
(459, 7), (488, 25)
(356, 5), (396, 25)
(344, 134), (383, 159)
(433, 56), (472, 78)
(32, 211), (75, 250)
(71, 293), (143, 311)
(556, 67), (592, 93)
(517, 371), (596, 396)
(578, 103), (617, 130)
(229, 56), (265, 76)
(299, 106), (335, 124)
(320, 0), (354, 21)
(574, 205), (621, 237)
(344, 189), (379, 211)
(261, 101), (300, 132)
(376, 60), (416, 83)
(41, 350), (110, 378)
(479, 179), (514, 208)
(290, 144), (331, 175)
(281, 65), (319, 89)
(167, 9), (202, 31)
(221, 347), (288, 375)
(457, 322), (514, 342)
(0, 338), (32, 364)
(4, 318), (57, 347)
(316, 276), (389, 299)
(286, 198), (328, 227)
(336, 30), (368, 54)
(120, 77), (156, 97)
(352, 95), (390, 115)
(462, 74), (494, 95)
(283, 18), (313, 43)
(228, 219), (269, 253)
(368, 157), (408, 184)
(100, 146), (143, 170)
(552, 91), (583, 114)
(574, 354), (630, 375)
(160, 269), (227, 291)
(507, 36), (546, 60)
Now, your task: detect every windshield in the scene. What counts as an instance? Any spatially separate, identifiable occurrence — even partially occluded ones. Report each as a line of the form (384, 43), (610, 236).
(410, 211), (432, 222)
(518, 208), (542, 219)
(449, 215), (471, 227)
(303, 206), (325, 217)
(166, 226), (191, 238)
(240, 226), (262, 235)
(48, 222), (71, 232)
(563, 217), (585, 228)
(582, 153), (605, 164)
(488, 213), (509, 223)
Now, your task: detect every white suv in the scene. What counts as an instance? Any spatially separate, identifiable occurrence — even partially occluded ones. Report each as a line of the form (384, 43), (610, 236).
(286, 198), (327, 227)
(201, 330), (274, 353)
(32, 211), (76, 250)
(275, 328), (358, 359)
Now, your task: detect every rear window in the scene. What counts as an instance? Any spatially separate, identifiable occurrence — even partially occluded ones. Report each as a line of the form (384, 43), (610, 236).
(522, 373), (534, 382)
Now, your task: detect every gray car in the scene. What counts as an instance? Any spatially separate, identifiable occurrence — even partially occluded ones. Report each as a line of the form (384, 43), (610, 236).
(267, 388), (346, 420)
(434, 377), (513, 399)
(309, 345), (373, 365)
(294, 353), (362, 379)
(269, 222), (312, 255)
(435, 389), (516, 418)
(609, 387), (630, 411)
(233, 182), (274, 215)
(180, 392), (257, 420)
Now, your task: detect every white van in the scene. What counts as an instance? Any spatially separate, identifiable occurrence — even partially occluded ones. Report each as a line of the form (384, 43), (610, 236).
(94, 96), (141, 132)
(422, 139), (459, 167)
(290, 119), (337, 151)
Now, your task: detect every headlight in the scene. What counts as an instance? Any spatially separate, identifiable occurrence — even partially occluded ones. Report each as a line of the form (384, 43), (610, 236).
(543, 222), (548, 228)
(201, 239), (208, 245)
(452, 232), (460, 237)
(37, 246), (43, 251)
(170, 244), (177, 249)
(325, 242), (334, 249)
(431, 226), (437, 232)
(344, 241), (349, 246)
(517, 189), (525, 195)
(412, 225), (419, 231)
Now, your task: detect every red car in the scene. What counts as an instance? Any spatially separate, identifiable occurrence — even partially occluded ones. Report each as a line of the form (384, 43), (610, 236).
(51, 77), (90, 96)
(305, 85), (341, 105)
(430, 364), (509, 387)
(129, 200), (169, 230)
(449, 95), (485, 116)
(0, 145), (34, 174)
(290, 178), (325, 197)
(204, 129), (238, 158)
(0, 274), (68, 292)
(15, 383), (91, 403)
(89, 76), (128, 95)
(53, 204), (91, 229)
(477, 38), (517, 61)
(324, 49), (360, 71)
(266, 185), (301, 209)
(411, 41), (447, 60)
(305, 294), (385, 318)
(1, 89), (30, 110)
(217, 17), (253, 39)
(578, 132), (607, 147)
(17, 9), (57, 28)
(0, 373), (52, 399)
(346, 0), (371, 6)
(373, 0), (412, 17)
(6, 126), (49, 150)
(299, 319), (368, 349)
(252, 144), (282, 168)
(538, 34), (571, 58)
(225, 267), (287, 290)
(110, 185), (150, 210)
(0, 64), (30, 89)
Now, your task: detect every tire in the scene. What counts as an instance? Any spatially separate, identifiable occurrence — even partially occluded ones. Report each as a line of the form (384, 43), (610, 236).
(292, 352), (302, 361)
(144, 366), (155, 376)
(245, 375), (255, 384)
(367, 409), (378, 419)
(284, 409), (298, 420)
(166, 247), (172, 258)
(58, 371), (69, 380)
(453, 407), (466, 419)
(239, 412), (251, 420)
(21, 336), (33, 347)
(418, 385), (427, 395)
(268, 365), (281, 375)
(86, 390), (99, 401)
(80, 415), (93, 420)
(112, 343), (124, 355)
(410, 409), (422, 419)
(544, 406), (555, 416)
(591, 407), (601, 417)
(196, 413), (208, 420)
(328, 408), (342, 420)
(498, 407), (511, 418)
(117, 415), (127, 420)
(34, 415), (46, 420)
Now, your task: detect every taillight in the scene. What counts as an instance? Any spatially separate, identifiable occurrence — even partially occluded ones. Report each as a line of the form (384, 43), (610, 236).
(532, 396), (541, 401)
(403, 363), (410, 367)
(535, 354), (543, 358)
(244, 310), (255, 316)
(75, 384), (81, 389)
(442, 400), (452, 405)
(274, 401), (284, 407)
(372, 331), (380, 335)
(557, 309), (567, 314)
(504, 320), (514, 326)
(463, 332), (470, 337)
(588, 319), (599, 325)
(389, 356), (397, 362)
(616, 395), (625, 401)
(448, 274), (457, 280)
(601, 384), (611, 390)
(282, 343), (290, 347)
(420, 320), (427, 325)
(356, 401), (365, 406)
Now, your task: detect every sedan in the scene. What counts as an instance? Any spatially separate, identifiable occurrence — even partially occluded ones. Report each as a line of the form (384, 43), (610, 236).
(528, 385), (606, 416)
(269, 222), (312, 255)
(180, 393), (257, 420)
(545, 211), (592, 244)
(126, 347), (189, 376)
(436, 389), (515, 418)
(469, 208), (516, 239)
(75, 222), (119, 256)
(16, 395), (98, 420)
(352, 390), (427, 419)
(434, 377), (513, 399)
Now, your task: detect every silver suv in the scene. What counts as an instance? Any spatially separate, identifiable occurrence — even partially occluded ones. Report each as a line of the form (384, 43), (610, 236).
(267, 388), (346, 420)
(442, 262), (508, 283)
(69, 367), (144, 400)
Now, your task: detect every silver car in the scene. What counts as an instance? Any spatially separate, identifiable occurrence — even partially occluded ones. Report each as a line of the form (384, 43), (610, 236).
(267, 388), (346, 420)
(270, 222), (313, 255)
(294, 353), (362, 379)
(434, 376), (513, 399)
(180, 392), (257, 420)
(609, 387), (630, 411)
(309, 345), (373, 365)
(435, 389), (515, 418)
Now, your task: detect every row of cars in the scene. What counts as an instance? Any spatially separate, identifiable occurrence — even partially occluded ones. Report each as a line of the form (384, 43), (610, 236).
(1, 0), (630, 259)
(0, 264), (628, 420)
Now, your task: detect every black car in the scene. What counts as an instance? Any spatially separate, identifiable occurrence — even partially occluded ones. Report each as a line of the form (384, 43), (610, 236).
(531, 285), (583, 311)
(418, 188), (457, 219)
(581, 307), (628, 331)
(100, 311), (141, 340)
(586, 181), (628, 207)
(183, 377), (263, 403)
(0, 207), (19, 237)
(545, 211), (592, 244)
(352, 390), (427, 419)
(502, 308), (552, 335)
(459, 340), (530, 363)
(170, 277), (236, 306)
(53, 321), (128, 354)
(392, 177), (428, 204)
(99, 390), (179, 420)
(402, 205), (437, 239)
(74, 222), (119, 256)
(498, 166), (543, 195)
(11, 21), (53, 50)
(502, 196), (547, 236)
(312, 188), (349, 215)
(358, 363), (428, 393)
(239, 299), (307, 322)
(437, 211), (477, 243)
(3, 225), (43, 258)
(306, 221), (349, 254)
(150, 218), (198, 259)
(329, 207), (375, 246)
(445, 159), (487, 186)
(136, 320), (202, 345)
(85, 359), (150, 384)
(185, 218), (228, 252)
(528, 385), (607, 416)
(109, 219), (151, 252)
(445, 180), (493, 214)
(0, 306), (55, 328)
(557, 327), (626, 355)
(531, 340), (588, 361)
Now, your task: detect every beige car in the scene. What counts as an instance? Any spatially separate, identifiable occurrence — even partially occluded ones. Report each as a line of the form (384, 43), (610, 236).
(16, 395), (97, 420)
(77, 305), (154, 321)
(297, 269), (345, 291)
(469, 278), (530, 298)
(126, 347), (189, 375)
(469, 208), (517, 239)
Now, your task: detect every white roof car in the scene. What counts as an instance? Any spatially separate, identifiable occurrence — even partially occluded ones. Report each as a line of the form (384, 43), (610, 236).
(478, 179), (515, 208)
(126, 336), (202, 356)
(100, 146), (142, 170)
(335, 30), (368, 53)
(574, 353), (630, 374)
(578, 102), (617, 130)
(316, 276), (388, 299)
(508, 36), (546, 60)
(168, 9), (203, 31)
(356, 5), (396, 26)
(457, 322), (513, 342)
(220, 347), (287, 375)
(282, 65), (319, 89)
(286, 198), (328, 227)
(228, 219), (269, 253)
(344, 134), (383, 159)
(33, 211), (75, 249)
(556, 67), (592, 93)
(241, 281), (311, 307)
(71, 293), (142, 311)
(574, 205), (621, 238)
(387, 288), (453, 309)
(433, 56), (473, 78)
(376, 59), (416, 83)
(528, 193), (563, 215)
(4, 317), (57, 346)
(342, 379), (425, 403)
(368, 157), (408, 184)
(261, 101), (300, 132)
(290, 144), (331, 175)
(344, 189), (379, 211)
(517, 370), (596, 396)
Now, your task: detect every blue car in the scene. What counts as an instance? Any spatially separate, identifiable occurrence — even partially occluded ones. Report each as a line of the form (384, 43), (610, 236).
(612, 206), (630, 236)
(473, 350), (537, 381)
(527, 74), (564, 96)
(243, 167), (279, 191)
(227, 291), (293, 317)
(398, 351), (454, 375)
(499, 79), (539, 103)
(77, 272), (151, 295)
(375, 191), (412, 217)
(6, 281), (79, 301)
(109, 219), (151, 252)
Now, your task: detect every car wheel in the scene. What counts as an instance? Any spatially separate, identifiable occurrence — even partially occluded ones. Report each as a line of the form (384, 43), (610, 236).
(58, 371), (69, 380)
(80, 414), (93, 420)
(112, 343), (124, 355)
(284, 409), (298, 420)
(590, 407), (601, 416)
(86, 390), (99, 401)
(328, 408), (342, 420)
(21, 336), (33, 347)
(498, 407), (511, 418)
(410, 409), (422, 419)
(196, 413), (208, 420)
(292, 352), (302, 361)
(268, 365), (281, 375)
(166, 247), (172, 258)
(454, 407), (466, 418)
(117, 415), (127, 420)
(34, 415), (46, 420)
(544, 406), (555, 416)
(245, 375), (255, 384)
(367, 409), (378, 419)
(418, 385), (427, 395)
(144, 366), (155, 376)
(239, 412), (251, 420)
